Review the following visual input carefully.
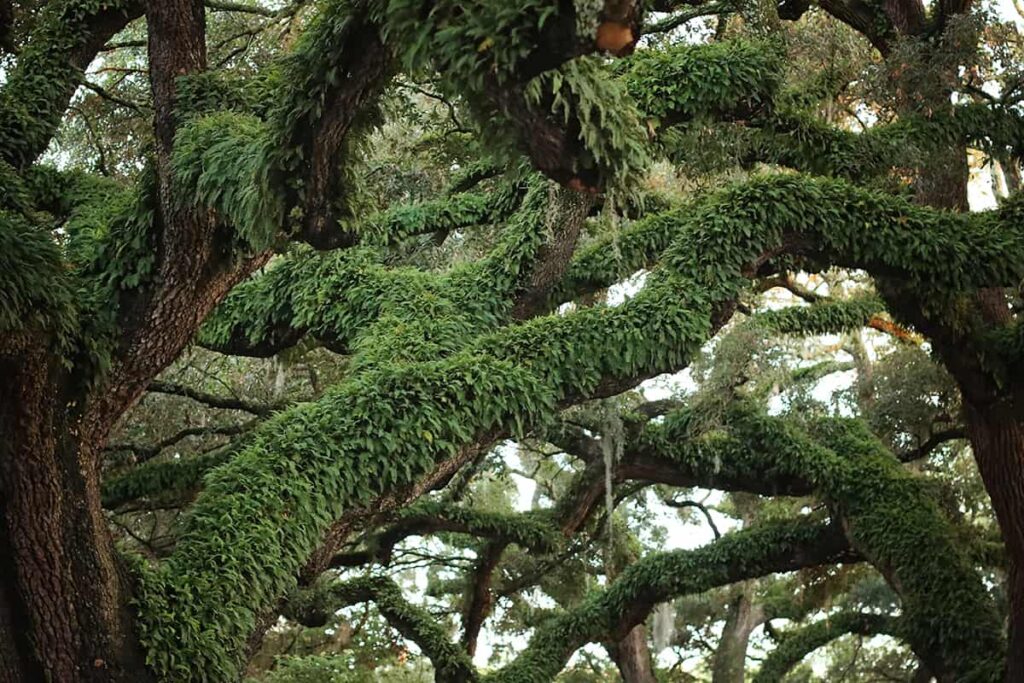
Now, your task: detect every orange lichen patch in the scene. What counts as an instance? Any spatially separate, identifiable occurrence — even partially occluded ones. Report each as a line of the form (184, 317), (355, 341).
(596, 21), (634, 55)
(868, 315), (923, 344)
(567, 177), (599, 194)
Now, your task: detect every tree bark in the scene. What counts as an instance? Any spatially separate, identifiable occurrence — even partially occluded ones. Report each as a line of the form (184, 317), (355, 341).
(908, 84), (1024, 681)
(0, 350), (151, 682)
(712, 589), (765, 683)
(607, 625), (657, 683)
(965, 404), (1024, 681)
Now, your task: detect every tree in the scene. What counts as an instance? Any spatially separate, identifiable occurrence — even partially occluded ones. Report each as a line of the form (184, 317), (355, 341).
(1, 0), (1023, 681)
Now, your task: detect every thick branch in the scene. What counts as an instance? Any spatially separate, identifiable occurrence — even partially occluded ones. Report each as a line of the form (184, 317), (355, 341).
(284, 576), (478, 682)
(486, 518), (856, 683)
(0, 0), (144, 168)
(753, 612), (904, 682)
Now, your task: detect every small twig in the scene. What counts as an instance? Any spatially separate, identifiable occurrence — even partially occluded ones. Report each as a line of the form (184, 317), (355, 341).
(662, 497), (721, 539)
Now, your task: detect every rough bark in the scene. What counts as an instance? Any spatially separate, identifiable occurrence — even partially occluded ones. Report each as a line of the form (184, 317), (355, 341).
(712, 589), (765, 683)
(511, 185), (594, 319)
(965, 405), (1024, 681)
(607, 625), (658, 683)
(0, 351), (151, 682)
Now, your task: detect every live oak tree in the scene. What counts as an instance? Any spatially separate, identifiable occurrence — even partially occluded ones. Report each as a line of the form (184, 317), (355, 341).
(3, 0), (1024, 681)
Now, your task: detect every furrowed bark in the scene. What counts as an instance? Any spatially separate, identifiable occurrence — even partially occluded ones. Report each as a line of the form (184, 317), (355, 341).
(607, 625), (657, 683)
(966, 405), (1024, 681)
(0, 350), (150, 681)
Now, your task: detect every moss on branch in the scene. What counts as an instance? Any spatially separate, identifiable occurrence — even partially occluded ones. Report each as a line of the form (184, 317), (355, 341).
(286, 575), (478, 681)
(0, 0), (141, 169)
(623, 39), (783, 128)
(131, 168), (1022, 680)
(485, 518), (850, 683)
(753, 612), (904, 682)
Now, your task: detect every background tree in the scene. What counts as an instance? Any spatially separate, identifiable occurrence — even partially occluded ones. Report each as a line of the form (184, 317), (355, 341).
(2, 0), (1024, 681)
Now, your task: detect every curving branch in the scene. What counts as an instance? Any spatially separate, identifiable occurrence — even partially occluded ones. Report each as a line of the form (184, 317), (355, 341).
(486, 518), (856, 682)
(131, 168), (1021, 679)
(147, 380), (281, 416)
(898, 427), (967, 462)
(0, 0), (144, 169)
(753, 612), (905, 682)
(545, 399), (1003, 680)
(329, 502), (560, 569)
(283, 576), (479, 682)
(461, 540), (508, 657)
(101, 445), (239, 509)
(104, 419), (257, 463)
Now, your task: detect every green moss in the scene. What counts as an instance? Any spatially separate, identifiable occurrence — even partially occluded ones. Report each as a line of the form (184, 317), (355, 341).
(623, 39), (784, 128)
(756, 295), (885, 336)
(394, 500), (561, 554)
(0, 0), (139, 169)
(101, 441), (248, 510)
(753, 612), (902, 682)
(171, 112), (282, 251)
(291, 576), (477, 681)
(199, 177), (552, 358)
(134, 356), (554, 680)
(485, 518), (842, 683)
(525, 55), (651, 187)
(0, 210), (77, 352)
(489, 403), (1003, 681)
(806, 417), (1004, 681)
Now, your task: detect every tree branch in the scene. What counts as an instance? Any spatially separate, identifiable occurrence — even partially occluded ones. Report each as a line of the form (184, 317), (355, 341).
(105, 419), (256, 462)
(284, 576), (478, 682)
(487, 518), (856, 682)
(753, 612), (905, 682)
(0, 0), (144, 168)
(898, 427), (967, 462)
(147, 380), (280, 416)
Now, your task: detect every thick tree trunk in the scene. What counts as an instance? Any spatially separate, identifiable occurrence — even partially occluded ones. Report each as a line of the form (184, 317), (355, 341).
(607, 625), (657, 683)
(0, 351), (151, 682)
(904, 94), (1024, 678)
(913, 129), (1024, 680)
(712, 590), (765, 683)
(965, 404), (1024, 681)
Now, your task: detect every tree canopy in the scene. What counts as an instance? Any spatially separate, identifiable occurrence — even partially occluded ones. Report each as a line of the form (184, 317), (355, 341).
(2, 0), (1024, 681)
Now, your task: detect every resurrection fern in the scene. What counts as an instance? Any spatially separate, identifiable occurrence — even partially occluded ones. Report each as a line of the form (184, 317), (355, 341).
(171, 112), (283, 251)
(623, 39), (784, 128)
(526, 56), (650, 188)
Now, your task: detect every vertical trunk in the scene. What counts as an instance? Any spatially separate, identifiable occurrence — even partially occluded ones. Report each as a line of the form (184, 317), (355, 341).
(712, 589), (765, 683)
(1004, 157), (1022, 195)
(0, 350), (150, 682)
(607, 624), (657, 683)
(901, 78), (1024, 677)
(911, 112), (1024, 680)
(964, 404), (1024, 681)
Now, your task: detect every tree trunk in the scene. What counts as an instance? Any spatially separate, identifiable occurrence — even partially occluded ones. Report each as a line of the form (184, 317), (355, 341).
(0, 350), (151, 682)
(712, 589), (765, 683)
(912, 127), (1024, 681)
(901, 81), (1024, 678)
(607, 624), (657, 683)
(964, 404), (1024, 681)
